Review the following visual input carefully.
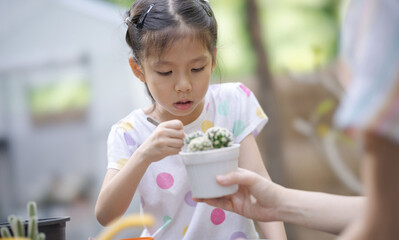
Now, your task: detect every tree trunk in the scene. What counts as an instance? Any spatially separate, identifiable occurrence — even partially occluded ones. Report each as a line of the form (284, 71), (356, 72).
(245, 0), (285, 185)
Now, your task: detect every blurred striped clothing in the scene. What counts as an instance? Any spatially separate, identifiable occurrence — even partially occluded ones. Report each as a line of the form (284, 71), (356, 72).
(334, 0), (399, 143)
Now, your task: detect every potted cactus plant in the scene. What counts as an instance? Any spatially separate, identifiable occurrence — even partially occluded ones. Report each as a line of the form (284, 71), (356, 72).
(0, 202), (70, 240)
(179, 127), (239, 198)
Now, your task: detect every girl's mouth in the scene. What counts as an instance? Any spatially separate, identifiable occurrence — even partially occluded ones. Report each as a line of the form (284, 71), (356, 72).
(174, 100), (193, 110)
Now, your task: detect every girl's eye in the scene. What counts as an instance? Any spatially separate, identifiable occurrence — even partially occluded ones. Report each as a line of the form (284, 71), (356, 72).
(157, 71), (172, 76)
(191, 66), (205, 72)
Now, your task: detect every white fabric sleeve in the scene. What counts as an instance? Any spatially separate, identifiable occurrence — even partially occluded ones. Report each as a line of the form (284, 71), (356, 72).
(106, 123), (136, 170)
(232, 82), (269, 143)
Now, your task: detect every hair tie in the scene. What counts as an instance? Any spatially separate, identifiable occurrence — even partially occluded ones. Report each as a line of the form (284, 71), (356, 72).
(136, 4), (155, 29)
(125, 16), (133, 27)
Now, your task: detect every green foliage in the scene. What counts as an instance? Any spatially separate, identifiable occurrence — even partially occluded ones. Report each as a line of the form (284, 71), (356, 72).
(103, 0), (342, 75)
(29, 77), (90, 116)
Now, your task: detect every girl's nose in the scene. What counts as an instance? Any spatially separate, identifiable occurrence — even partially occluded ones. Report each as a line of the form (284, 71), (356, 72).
(175, 74), (192, 92)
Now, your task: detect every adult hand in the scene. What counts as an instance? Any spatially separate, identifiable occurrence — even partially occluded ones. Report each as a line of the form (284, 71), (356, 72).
(195, 168), (286, 222)
(139, 119), (185, 162)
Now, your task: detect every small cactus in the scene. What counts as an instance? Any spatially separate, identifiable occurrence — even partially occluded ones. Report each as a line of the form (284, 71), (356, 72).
(0, 226), (11, 238)
(185, 127), (234, 152)
(36, 233), (45, 240)
(185, 131), (205, 145)
(205, 127), (234, 148)
(0, 201), (45, 240)
(187, 136), (213, 152)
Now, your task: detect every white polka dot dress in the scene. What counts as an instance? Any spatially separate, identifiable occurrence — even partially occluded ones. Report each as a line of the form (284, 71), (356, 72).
(106, 82), (268, 240)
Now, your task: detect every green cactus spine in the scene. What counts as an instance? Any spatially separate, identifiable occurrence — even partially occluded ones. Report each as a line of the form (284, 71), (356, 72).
(185, 131), (205, 145)
(1, 201), (45, 240)
(0, 226), (12, 238)
(205, 127), (234, 148)
(27, 201), (40, 240)
(36, 232), (45, 240)
(187, 136), (213, 152)
(185, 127), (234, 152)
(28, 217), (38, 240)
(28, 201), (37, 219)
(16, 217), (25, 237)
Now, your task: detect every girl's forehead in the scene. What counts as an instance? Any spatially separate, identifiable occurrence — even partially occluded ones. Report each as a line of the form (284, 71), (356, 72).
(146, 37), (212, 65)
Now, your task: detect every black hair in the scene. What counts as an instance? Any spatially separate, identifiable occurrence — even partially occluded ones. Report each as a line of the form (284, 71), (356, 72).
(125, 0), (218, 105)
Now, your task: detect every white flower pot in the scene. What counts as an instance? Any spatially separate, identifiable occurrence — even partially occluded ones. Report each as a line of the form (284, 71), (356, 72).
(179, 144), (240, 198)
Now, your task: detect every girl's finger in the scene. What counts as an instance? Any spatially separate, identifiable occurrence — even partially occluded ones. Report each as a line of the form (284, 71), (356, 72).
(157, 128), (185, 140)
(160, 119), (184, 130)
(166, 138), (185, 149)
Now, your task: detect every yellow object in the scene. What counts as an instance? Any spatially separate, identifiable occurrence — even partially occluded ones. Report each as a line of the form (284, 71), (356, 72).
(96, 214), (154, 240)
(201, 120), (214, 132)
(256, 106), (267, 119)
(118, 121), (134, 131)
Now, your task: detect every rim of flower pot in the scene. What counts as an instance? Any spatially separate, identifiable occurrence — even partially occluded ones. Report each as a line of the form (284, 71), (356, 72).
(0, 216), (70, 227)
(179, 144), (240, 165)
(179, 143), (240, 156)
(35, 217), (70, 226)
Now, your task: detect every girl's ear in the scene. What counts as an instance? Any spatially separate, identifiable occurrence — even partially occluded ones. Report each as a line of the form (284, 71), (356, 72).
(129, 57), (146, 83)
(211, 49), (217, 73)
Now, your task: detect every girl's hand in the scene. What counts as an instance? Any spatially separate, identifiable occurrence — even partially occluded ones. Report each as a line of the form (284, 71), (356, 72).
(195, 168), (285, 222)
(139, 119), (185, 162)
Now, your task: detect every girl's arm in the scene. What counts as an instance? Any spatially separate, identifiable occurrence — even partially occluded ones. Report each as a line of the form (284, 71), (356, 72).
(95, 120), (185, 226)
(238, 134), (287, 240)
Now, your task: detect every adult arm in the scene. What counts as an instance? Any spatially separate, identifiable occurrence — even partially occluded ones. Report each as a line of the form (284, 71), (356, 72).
(199, 167), (365, 235)
(238, 134), (287, 240)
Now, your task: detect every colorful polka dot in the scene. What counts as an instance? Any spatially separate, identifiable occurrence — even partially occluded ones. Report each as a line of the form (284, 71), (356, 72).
(184, 191), (197, 207)
(201, 120), (214, 132)
(124, 132), (136, 146)
(162, 216), (172, 229)
(118, 121), (133, 131)
(183, 225), (188, 236)
(217, 100), (229, 116)
(256, 106), (267, 119)
(206, 102), (210, 112)
(239, 84), (251, 97)
(210, 208), (225, 225)
(156, 172), (174, 189)
(230, 231), (247, 240)
(233, 120), (246, 137)
(252, 129), (259, 138)
(117, 158), (128, 169)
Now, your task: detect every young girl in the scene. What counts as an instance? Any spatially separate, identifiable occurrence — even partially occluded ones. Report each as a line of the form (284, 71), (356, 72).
(95, 0), (286, 239)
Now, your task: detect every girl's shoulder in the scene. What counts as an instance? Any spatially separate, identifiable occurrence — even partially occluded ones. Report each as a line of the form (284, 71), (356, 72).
(113, 108), (148, 132)
(208, 82), (253, 100)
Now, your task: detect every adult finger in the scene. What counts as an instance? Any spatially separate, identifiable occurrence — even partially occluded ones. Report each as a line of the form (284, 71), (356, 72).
(216, 168), (260, 187)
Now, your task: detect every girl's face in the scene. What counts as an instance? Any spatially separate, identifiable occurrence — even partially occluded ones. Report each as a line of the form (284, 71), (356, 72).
(136, 36), (216, 125)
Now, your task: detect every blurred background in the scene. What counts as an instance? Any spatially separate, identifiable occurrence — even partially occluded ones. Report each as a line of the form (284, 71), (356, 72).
(0, 0), (362, 239)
